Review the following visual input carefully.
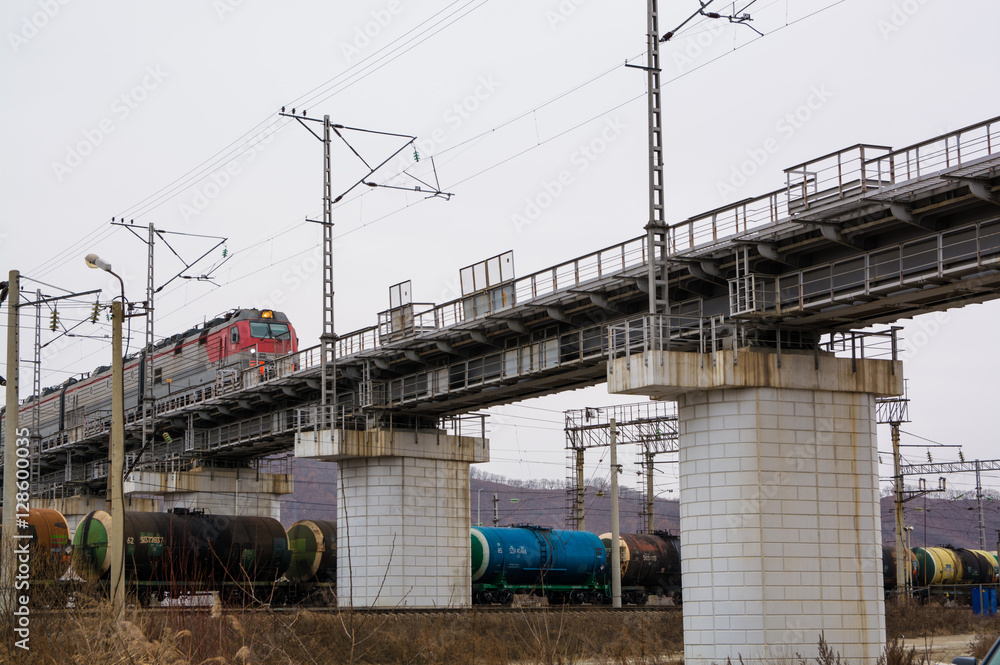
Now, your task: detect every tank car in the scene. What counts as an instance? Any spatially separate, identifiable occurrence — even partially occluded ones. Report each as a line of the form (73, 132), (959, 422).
(280, 519), (337, 604)
(72, 508), (289, 602)
(471, 525), (608, 605)
(911, 546), (961, 586)
(1, 508), (71, 579)
(881, 545), (917, 595)
(600, 531), (681, 605)
(954, 549), (998, 585)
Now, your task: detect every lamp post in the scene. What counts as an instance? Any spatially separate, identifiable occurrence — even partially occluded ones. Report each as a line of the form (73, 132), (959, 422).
(85, 253), (125, 618)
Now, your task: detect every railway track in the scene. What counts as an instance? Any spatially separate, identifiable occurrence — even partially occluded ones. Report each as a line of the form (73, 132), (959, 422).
(41, 602), (683, 616)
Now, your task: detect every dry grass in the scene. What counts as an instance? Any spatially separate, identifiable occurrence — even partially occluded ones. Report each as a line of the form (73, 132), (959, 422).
(0, 601), (684, 665)
(10, 594), (1000, 664)
(886, 597), (1000, 640)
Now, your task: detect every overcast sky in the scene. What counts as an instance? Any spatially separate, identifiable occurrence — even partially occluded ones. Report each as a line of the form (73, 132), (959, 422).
(2, 0), (998, 502)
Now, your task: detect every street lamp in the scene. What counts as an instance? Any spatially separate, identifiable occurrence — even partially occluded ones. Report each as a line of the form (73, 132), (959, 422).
(85, 253), (125, 618)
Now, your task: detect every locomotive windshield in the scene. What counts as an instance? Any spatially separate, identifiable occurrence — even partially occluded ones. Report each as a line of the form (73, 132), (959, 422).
(249, 322), (292, 339)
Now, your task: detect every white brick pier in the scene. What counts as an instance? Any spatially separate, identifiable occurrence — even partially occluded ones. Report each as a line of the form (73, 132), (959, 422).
(609, 348), (902, 664)
(296, 426), (488, 607)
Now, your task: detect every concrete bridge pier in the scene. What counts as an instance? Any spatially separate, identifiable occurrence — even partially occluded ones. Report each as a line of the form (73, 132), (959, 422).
(296, 426), (488, 608)
(124, 466), (293, 520)
(609, 346), (902, 665)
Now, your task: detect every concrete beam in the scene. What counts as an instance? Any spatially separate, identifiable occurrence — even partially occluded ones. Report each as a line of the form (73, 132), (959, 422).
(609, 348), (903, 399)
(296, 427), (488, 464)
(124, 467), (292, 520)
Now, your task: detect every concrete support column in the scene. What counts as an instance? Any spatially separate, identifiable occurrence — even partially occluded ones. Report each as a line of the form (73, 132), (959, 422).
(609, 347), (902, 665)
(678, 387), (883, 662)
(296, 426), (488, 608)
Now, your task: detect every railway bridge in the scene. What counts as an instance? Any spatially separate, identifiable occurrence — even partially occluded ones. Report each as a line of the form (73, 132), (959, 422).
(8, 116), (1000, 657)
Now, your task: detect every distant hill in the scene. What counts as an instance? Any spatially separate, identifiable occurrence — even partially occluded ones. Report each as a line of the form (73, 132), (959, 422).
(281, 458), (999, 549)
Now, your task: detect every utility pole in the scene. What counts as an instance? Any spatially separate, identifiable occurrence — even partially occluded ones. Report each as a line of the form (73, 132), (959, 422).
(109, 300), (126, 617)
(142, 224), (155, 465)
(2, 271), (20, 616)
(110, 221), (224, 475)
(645, 449), (655, 533)
(492, 493), (498, 527)
(320, 115), (336, 430)
(610, 418), (622, 608)
(642, 0), (666, 315)
(877, 392), (910, 604)
(575, 448), (585, 531)
(891, 421), (908, 604)
(31, 290), (41, 492)
(281, 109), (448, 431)
(975, 460), (986, 550)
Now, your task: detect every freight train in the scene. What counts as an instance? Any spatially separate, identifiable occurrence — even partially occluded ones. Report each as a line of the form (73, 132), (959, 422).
(17, 504), (999, 608)
(71, 509), (336, 605)
(2, 308), (297, 446)
(471, 525), (682, 605)
(883, 545), (999, 601)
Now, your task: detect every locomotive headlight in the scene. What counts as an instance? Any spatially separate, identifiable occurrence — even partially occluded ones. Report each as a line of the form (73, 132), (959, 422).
(261, 310), (274, 319)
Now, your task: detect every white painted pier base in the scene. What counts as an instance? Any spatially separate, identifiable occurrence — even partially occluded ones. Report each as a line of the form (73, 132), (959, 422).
(296, 427), (488, 608)
(609, 348), (902, 665)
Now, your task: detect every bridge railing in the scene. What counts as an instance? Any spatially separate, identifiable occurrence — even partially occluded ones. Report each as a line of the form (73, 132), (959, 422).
(783, 144), (893, 213)
(870, 115), (1000, 184)
(819, 328), (901, 368)
(441, 413), (488, 442)
(607, 314), (727, 365)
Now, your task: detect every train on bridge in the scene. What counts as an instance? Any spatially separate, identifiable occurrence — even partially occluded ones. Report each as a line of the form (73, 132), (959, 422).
(3, 307), (297, 447)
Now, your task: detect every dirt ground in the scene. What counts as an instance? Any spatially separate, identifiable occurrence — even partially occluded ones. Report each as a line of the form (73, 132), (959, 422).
(898, 632), (980, 663)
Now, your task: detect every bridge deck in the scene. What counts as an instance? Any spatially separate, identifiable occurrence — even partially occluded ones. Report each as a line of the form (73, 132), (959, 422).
(14, 116), (1000, 497)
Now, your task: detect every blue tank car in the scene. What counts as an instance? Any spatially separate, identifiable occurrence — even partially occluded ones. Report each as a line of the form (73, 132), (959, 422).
(471, 525), (608, 604)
